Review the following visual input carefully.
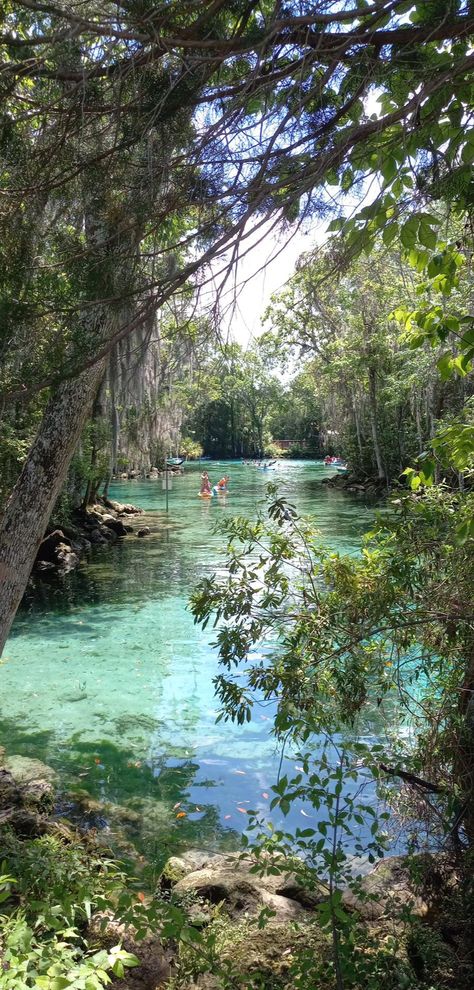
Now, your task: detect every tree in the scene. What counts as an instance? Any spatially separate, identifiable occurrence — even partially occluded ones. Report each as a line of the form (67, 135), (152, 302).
(1, 1), (473, 649)
(190, 476), (474, 985)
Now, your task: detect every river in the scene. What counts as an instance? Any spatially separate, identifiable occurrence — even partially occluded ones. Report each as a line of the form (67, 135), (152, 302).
(1, 461), (379, 874)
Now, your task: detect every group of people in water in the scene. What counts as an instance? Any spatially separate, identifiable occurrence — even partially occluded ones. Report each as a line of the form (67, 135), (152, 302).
(199, 471), (230, 497)
(241, 459), (277, 468)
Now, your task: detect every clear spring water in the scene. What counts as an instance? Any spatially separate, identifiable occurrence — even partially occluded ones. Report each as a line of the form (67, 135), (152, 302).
(1, 461), (382, 871)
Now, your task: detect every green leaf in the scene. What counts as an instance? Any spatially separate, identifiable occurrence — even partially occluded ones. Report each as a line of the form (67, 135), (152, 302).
(400, 219), (417, 249)
(382, 222), (398, 247)
(437, 352), (453, 380)
(418, 222), (437, 250)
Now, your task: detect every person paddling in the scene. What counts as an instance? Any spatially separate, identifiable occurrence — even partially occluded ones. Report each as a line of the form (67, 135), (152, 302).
(200, 470), (212, 496)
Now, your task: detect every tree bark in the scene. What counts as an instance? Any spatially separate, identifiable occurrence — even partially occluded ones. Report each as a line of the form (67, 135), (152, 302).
(367, 365), (385, 480)
(351, 391), (363, 460)
(0, 360), (106, 654)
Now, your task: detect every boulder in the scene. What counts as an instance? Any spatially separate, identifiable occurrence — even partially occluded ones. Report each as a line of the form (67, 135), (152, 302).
(35, 529), (79, 573)
(342, 855), (429, 921)
(121, 503), (144, 515)
(173, 864), (306, 923)
(99, 526), (118, 542)
(5, 755), (57, 805)
(84, 509), (106, 526)
(163, 851), (325, 907)
(89, 528), (107, 544)
(102, 517), (129, 536)
(104, 498), (125, 514)
(56, 547), (79, 571)
(36, 529), (71, 562)
(137, 527), (151, 538)
(186, 920), (328, 990)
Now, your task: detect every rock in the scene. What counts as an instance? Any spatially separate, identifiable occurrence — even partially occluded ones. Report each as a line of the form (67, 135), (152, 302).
(89, 528), (107, 544)
(99, 525), (118, 542)
(85, 509), (106, 526)
(342, 855), (429, 921)
(120, 503), (144, 515)
(56, 547), (79, 571)
(102, 517), (129, 536)
(173, 864), (306, 923)
(162, 851), (226, 887)
(163, 851), (325, 908)
(137, 527), (151, 538)
(124, 524), (134, 533)
(35, 529), (79, 573)
(209, 919), (327, 988)
(60, 523), (81, 540)
(5, 756), (57, 805)
(175, 917), (329, 990)
(104, 499), (125, 514)
(36, 529), (70, 561)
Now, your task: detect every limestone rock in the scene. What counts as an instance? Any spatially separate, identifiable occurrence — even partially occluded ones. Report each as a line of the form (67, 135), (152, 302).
(89, 527), (107, 544)
(173, 865), (306, 922)
(137, 527), (151, 537)
(342, 855), (429, 921)
(37, 529), (71, 560)
(104, 498), (125, 513)
(163, 851), (325, 910)
(5, 755), (57, 805)
(121, 503), (144, 515)
(35, 529), (79, 572)
(102, 517), (129, 536)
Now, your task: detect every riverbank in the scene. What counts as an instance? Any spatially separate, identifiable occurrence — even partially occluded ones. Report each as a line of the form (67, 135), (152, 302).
(0, 748), (467, 990)
(32, 496), (147, 580)
(322, 472), (389, 496)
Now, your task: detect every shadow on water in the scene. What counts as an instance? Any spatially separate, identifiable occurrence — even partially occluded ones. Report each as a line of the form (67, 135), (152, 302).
(0, 716), (240, 875)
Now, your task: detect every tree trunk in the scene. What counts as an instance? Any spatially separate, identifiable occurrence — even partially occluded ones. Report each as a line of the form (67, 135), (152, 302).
(0, 360), (106, 655)
(415, 398), (424, 455)
(82, 377), (106, 509)
(367, 365), (385, 480)
(351, 391), (363, 460)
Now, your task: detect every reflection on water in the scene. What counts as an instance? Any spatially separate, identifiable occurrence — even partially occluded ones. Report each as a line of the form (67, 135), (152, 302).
(1, 461), (380, 868)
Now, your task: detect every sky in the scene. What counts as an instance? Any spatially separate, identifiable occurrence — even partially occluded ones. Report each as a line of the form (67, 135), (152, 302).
(202, 89), (383, 350)
(214, 92), (383, 348)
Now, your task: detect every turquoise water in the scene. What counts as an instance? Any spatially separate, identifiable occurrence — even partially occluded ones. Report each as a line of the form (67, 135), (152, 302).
(1, 462), (378, 871)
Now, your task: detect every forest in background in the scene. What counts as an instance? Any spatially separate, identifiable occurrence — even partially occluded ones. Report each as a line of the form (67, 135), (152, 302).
(0, 2), (474, 989)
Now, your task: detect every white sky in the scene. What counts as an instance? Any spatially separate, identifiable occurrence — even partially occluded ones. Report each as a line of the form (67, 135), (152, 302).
(208, 91), (383, 348)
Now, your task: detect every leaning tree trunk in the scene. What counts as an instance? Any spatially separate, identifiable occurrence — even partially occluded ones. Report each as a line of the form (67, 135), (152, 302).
(0, 360), (105, 655)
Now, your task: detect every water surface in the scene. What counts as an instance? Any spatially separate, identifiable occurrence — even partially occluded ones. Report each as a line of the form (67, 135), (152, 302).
(1, 462), (378, 869)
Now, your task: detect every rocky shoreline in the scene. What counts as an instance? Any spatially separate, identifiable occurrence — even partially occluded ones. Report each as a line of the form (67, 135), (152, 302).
(322, 472), (389, 496)
(33, 496), (149, 579)
(0, 748), (460, 990)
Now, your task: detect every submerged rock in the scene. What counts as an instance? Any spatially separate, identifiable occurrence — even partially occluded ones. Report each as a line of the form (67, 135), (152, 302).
(137, 527), (151, 537)
(4, 755), (57, 805)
